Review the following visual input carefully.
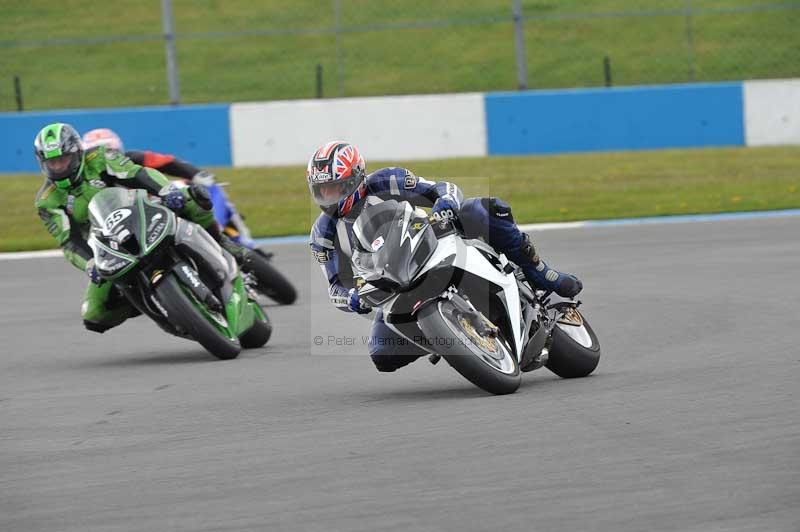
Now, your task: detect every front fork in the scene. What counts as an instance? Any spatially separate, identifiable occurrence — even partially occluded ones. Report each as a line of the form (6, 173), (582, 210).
(423, 287), (501, 366)
(519, 281), (582, 372)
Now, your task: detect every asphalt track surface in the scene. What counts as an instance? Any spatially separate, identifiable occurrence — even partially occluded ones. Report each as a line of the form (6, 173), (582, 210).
(1, 216), (798, 532)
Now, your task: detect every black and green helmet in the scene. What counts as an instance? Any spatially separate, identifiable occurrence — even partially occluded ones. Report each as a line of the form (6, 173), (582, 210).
(33, 123), (85, 188)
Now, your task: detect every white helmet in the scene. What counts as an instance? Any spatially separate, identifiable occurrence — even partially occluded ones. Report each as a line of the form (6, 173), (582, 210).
(82, 128), (124, 152)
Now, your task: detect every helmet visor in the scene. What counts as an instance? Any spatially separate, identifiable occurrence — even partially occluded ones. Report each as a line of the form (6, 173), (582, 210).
(41, 152), (81, 185)
(309, 176), (360, 208)
(45, 154), (73, 174)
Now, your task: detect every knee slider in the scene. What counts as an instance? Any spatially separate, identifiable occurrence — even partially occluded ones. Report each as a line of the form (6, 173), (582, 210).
(370, 353), (421, 372)
(370, 352), (400, 372)
(188, 183), (213, 211)
(374, 362), (399, 373)
(83, 320), (111, 333)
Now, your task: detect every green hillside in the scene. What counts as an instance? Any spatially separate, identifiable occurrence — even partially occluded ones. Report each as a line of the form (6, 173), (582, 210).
(2, 0), (799, 110)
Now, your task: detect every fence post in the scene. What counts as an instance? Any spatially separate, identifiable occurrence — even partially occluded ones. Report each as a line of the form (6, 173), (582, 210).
(161, 0), (181, 104)
(334, 0), (344, 98)
(316, 64), (324, 98)
(512, 0), (528, 90)
(14, 75), (23, 111)
(684, 0), (696, 82)
(603, 56), (613, 87)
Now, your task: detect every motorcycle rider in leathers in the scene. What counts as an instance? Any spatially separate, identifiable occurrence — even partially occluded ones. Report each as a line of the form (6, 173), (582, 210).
(308, 141), (583, 373)
(81, 128), (253, 244)
(33, 122), (241, 333)
(81, 128), (211, 184)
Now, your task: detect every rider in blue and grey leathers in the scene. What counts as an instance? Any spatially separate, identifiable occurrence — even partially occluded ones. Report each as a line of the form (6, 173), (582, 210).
(308, 141), (582, 373)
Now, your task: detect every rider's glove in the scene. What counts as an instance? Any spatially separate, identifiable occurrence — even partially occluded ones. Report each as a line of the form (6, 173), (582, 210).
(160, 186), (186, 212)
(192, 170), (216, 187)
(187, 183), (213, 211)
(432, 194), (460, 223)
(85, 258), (102, 285)
(348, 288), (372, 314)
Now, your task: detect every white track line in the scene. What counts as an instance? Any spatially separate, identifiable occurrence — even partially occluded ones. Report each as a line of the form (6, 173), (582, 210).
(0, 250), (63, 261)
(3, 209), (798, 262)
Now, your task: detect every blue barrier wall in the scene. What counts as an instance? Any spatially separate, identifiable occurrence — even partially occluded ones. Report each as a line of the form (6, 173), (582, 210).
(0, 104), (231, 173)
(485, 83), (745, 155)
(0, 81), (754, 173)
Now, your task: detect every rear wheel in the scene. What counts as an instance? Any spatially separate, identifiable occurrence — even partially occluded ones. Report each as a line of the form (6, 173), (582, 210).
(418, 299), (521, 395)
(243, 251), (297, 305)
(239, 312), (272, 349)
(154, 274), (241, 360)
(546, 309), (601, 378)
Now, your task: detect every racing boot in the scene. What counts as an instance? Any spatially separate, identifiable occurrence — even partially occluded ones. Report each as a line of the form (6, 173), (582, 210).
(219, 231), (250, 265)
(508, 233), (582, 298)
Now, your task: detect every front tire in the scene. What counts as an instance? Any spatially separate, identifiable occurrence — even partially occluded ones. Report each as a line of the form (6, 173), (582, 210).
(154, 274), (241, 360)
(243, 251), (298, 305)
(418, 299), (521, 395)
(546, 311), (601, 378)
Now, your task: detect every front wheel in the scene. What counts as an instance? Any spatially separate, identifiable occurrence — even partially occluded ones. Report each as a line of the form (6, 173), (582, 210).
(418, 299), (521, 395)
(154, 274), (241, 360)
(243, 251), (298, 305)
(546, 309), (601, 378)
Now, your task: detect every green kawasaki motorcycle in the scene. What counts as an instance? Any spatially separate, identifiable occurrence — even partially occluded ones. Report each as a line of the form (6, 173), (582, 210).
(87, 187), (271, 359)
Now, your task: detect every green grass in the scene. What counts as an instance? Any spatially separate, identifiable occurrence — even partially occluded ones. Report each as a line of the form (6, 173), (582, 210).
(3, 146), (799, 252)
(1, 0), (798, 110)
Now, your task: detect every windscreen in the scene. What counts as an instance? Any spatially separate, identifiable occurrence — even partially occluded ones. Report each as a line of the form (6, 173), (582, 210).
(352, 200), (437, 289)
(88, 187), (137, 233)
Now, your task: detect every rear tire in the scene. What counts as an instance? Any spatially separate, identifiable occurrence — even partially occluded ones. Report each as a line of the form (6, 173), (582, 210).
(244, 251), (297, 305)
(418, 300), (521, 395)
(546, 312), (601, 378)
(154, 274), (241, 360)
(239, 312), (272, 349)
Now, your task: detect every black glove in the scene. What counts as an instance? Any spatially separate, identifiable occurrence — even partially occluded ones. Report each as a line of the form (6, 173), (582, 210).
(187, 183), (213, 211)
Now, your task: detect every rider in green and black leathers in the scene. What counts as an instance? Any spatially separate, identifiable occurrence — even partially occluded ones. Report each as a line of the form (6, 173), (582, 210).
(33, 122), (237, 333)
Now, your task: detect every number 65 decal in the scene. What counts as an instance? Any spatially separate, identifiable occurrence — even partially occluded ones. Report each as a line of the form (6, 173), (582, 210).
(104, 208), (132, 231)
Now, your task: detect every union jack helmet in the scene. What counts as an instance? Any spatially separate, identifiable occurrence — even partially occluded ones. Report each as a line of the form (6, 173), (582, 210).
(307, 141), (367, 217)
